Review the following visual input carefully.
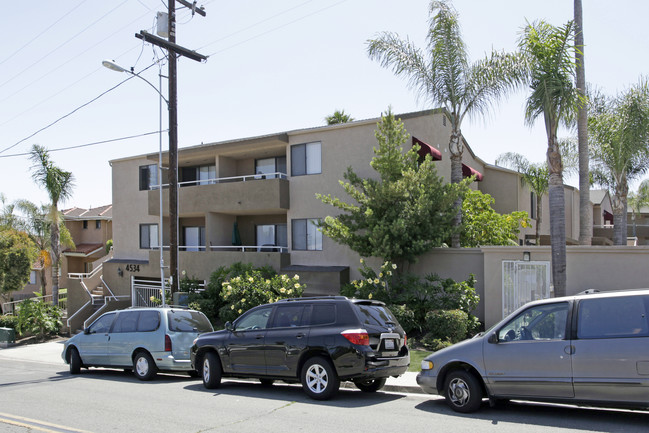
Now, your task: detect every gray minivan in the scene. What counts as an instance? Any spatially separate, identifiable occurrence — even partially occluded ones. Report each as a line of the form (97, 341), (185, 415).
(62, 307), (213, 380)
(417, 289), (649, 412)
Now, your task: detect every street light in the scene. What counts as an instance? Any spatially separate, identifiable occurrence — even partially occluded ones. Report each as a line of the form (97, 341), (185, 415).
(102, 59), (170, 307)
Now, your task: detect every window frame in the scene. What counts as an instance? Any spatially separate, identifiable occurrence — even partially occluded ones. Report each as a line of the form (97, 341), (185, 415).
(291, 218), (323, 251)
(139, 224), (159, 249)
(139, 164), (158, 191)
(291, 142), (321, 176)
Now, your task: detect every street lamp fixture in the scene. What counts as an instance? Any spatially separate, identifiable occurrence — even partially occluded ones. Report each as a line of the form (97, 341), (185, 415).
(102, 60), (169, 106)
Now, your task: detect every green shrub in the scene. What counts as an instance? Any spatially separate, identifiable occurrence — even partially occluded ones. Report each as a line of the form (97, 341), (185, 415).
(0, 314), (18, 329)
(425, 309), (468, 344)
(420, 334), (453, 352)
(219, 272), (304, 322)
(15, 299), (62, 338)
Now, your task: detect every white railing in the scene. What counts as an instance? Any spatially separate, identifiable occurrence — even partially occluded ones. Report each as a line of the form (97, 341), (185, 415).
(210, 245), (288, 253)
(68, 262), (104, 280)
(83, 295), (130, 329)
(150, 172), (288, 190)
(2, 293), (67, 315)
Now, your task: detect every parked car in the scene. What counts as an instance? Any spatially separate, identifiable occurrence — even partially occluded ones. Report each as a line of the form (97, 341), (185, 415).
(191, 296), (410, 400)
(417, 289), (649, 413)
(62, 307), (213, 380)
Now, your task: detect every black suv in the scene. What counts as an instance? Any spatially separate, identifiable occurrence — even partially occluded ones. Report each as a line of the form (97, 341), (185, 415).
(190, 296), (409, 399)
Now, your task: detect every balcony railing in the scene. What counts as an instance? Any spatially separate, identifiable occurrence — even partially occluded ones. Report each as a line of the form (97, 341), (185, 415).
(151, 172), (288, 189)
(149, 244), (289, 253)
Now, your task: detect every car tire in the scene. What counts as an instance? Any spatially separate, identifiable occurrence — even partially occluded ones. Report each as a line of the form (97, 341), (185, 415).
(301, 356), (340, 400)
(133, 352), (158, 381)
(69, 348), (81, 375)
(444, 370), (483, 413)
(202, 352), (222, 389)
(353, 377), (386, 393)
(259, 378), (275, 386)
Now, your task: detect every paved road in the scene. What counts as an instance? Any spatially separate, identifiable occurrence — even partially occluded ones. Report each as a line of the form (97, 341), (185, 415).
(1, 343), (648, 432)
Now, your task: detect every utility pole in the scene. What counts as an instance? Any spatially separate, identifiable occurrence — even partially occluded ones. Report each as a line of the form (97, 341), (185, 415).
(136, 0), (206, 295)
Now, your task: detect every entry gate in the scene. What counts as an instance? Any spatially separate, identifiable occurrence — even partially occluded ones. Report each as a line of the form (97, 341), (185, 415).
(502, 260), (551, 318)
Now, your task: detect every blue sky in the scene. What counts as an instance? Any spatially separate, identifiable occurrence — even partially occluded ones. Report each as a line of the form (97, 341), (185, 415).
(1, 0), (647, 209)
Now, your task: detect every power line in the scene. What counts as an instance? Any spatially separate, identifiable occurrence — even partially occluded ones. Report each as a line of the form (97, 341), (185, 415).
(0, 130), (168, 159)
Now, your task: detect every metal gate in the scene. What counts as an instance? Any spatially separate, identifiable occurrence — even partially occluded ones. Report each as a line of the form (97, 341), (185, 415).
(502, 261), (552, 318)
(131, 276), (167, 307)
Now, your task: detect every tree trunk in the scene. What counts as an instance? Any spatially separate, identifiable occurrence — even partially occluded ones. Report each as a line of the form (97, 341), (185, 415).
(50, 205), (60, 306)
(449, 128), (464, 248)
(612, 181), (629, 245)
(535, 194), (543, 245)
(39, 267), (47, 297)
(575, 0), (592, 245)
(547, 135), (567, 297)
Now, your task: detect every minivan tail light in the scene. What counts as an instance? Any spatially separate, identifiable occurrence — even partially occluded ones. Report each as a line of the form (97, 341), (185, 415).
(165, 334), (172, 352)
(341, 329), (369, 346)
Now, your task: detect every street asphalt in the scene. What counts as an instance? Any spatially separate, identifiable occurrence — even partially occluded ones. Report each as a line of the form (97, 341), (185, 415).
(0, 339), (425, 394)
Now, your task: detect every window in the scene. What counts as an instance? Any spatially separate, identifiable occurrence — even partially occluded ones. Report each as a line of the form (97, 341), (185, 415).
(139, 164), (158, 190)
(113, 311), (139, 333)
(83, 220), (88, 229)
(182, 226), (205, 251)
(96, 220), (101, 229)
(29, 270), (37, 285)
(180, 164), (216, 186)
(292, 219), (322, 251)
(256, 156), (287, 179)
(88, 312), (116, 334)
(167, 311), (213, 333)
(291, 142), (321, 176)
(234, 306), (272, 331)
(578, 296), (649, 339)
(497, 302), (569, 342)
(256, 224), (288, 250)
(271, 305), (306, 328)
(140, 224), (159, 249)
(309, 304), (336, 326)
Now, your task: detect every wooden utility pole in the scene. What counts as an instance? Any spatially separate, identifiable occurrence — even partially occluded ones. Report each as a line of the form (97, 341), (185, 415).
(136, 0), (206, 295)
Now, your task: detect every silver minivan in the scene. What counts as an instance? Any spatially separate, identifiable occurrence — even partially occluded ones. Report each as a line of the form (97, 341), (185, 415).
(417, 289), (649, 412)
(62, 307), (213, 380)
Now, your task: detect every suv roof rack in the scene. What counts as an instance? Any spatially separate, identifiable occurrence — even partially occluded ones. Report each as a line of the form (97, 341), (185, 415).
(275, 296), (348, 303)
(577, 289), (600, 295)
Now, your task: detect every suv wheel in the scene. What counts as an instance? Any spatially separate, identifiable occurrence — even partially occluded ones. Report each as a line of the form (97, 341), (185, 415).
(69, 348), (81, 374)
(353, 377), (386, 393)
(301, 357), (340, 400)
(444, 370), (483, 413)
(133, 352), (158, 381)
(202, 352), (222, 389)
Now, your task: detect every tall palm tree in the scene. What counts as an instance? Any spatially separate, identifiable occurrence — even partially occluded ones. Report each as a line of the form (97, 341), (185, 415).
(518, 20), (583, 297)
(589, 79), (649, 245)
(367, 0), (527, 247)
(496, 153), (549, 245)
(29, 145), (75, 306)
(628, 179), (649, 238)
(325, 110), (354, 125)
(574, 0), (591, 245)
(15, 200), (74, 298)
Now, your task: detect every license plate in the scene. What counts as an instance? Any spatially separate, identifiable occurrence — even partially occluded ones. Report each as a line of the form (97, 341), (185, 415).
(384, 339), (395, 350)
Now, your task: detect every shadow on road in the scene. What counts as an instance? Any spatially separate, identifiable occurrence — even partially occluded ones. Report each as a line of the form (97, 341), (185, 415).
(415, 398), (649, 431)
(185, 379), (406, 408)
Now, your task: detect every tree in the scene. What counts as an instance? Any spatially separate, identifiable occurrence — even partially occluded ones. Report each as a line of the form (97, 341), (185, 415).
(15, 200), (74, 298)
(367, 0), (527, 247)
(589, 79), (649, 245)
(628, 179), (649, 238)
(496, 153), (548, 245)
(29, 145), (75, 306)
(325, 110), (354, 125)
(317, 109), (467, 269)
(574, 0), (592, 245)
(0, 194), (24, 232)
(518, 20), (582, 297)
(461, 190), (529, 247)
(0, 229), (38, 306)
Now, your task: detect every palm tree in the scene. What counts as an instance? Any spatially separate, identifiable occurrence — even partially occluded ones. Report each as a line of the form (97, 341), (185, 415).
(628, 179), (649, 238)
(574, 0), (591, 245)
(518, 20), (583, 297)
(496, 153), (549, 245)
(589, 79), (649, 245)
(29, 145), (75, 306)
(367, 0), (527, 247)
(325, 110), (354, 125)
(15, 200), (74, 298)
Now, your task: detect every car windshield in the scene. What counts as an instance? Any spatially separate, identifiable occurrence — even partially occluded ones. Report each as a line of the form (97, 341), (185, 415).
(167, 310), (213, 333)
(353, 303), (398, 327)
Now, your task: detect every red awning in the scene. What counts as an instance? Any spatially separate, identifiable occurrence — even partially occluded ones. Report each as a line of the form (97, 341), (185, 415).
(412, 137), (442, 161)
(603, 210), (614, 225)
(462, 163), (483, 181)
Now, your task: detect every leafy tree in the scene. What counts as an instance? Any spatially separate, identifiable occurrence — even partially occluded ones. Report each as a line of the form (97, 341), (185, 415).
(589, 79), (649, 245)
(29, 145), (75, 306)
(15, 200), (74, 298)
(367, 0), (527, 247)
(518, 19), (583, 296)
(461, 190), (529, 247)
(0, 229), (38, 305)
(317, 109), (467, 269)
(325, 109), (354, 125)
(15, 298), (62, 338)
(0, 194), (24, 232)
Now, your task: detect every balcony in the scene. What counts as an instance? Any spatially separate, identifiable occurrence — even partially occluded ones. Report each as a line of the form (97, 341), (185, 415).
(148, 173), (289, 216)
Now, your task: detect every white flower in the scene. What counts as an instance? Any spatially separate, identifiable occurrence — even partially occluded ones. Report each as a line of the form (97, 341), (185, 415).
(294, 275), (300, 280)
(374, 278), (380, 284)
(392, 264), (397, 270)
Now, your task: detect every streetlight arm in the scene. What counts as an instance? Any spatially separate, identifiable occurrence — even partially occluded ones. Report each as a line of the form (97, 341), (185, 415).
(102, 60), (169, 106)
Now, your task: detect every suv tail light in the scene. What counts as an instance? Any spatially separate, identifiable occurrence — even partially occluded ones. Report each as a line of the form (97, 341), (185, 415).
(404, 333), (407, 347)
(165, 334), (172, 352)
(341, 329), (369, 346)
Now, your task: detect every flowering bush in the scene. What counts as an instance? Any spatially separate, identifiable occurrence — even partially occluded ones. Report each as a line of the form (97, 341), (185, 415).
(340, 259), (397, 302)
(219, 271), (304, 322)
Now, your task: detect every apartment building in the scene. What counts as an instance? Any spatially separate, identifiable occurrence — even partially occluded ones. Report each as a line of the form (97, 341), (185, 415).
(102, 108), (581, 300)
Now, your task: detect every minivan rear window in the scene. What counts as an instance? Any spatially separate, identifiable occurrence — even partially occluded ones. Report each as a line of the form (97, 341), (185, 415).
(353, 304), (398, 327)
(578, 295), (649, 339)
(167, 310), (213, 333)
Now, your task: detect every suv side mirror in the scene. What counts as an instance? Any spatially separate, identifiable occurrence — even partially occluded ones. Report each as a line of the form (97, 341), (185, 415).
(487, 332), (499, 344)
(225, 321), (233, 331)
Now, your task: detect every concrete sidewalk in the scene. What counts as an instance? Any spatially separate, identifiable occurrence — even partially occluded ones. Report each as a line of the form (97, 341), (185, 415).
(0, 340), (425, 394)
